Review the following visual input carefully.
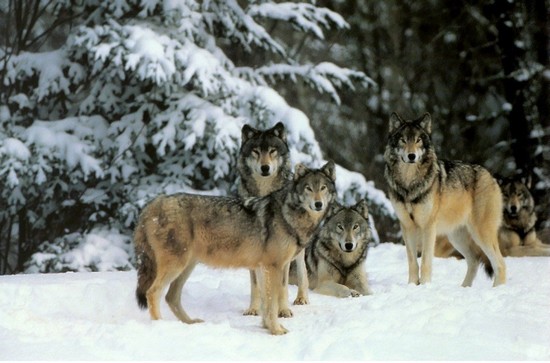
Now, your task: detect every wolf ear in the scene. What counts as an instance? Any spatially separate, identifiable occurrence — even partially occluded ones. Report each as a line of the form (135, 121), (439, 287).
(521, 174), (532, 189)
(352, 199), (369, 220)
(241, 124), (259, 143)
(294, 163), (310, 179)
(321, 160), (336, 182)
(327, 202), (344, 219)
(271, 122), (287, 142)
(419, 113), (432, 134)
(389, 112), (404, 133)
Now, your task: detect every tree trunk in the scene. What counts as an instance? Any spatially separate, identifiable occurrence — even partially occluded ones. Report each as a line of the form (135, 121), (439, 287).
(493, 1), (533, 173)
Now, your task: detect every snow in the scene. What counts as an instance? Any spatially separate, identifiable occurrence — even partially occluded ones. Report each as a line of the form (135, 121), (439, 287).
(248, 3), (349, 39)
(2, 243), (549, 360)
(0, 138), (30, 161)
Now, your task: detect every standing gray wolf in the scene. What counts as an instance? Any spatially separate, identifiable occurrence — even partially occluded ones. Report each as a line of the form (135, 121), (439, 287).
(290, 199), (372, 298)
(134, 161), (336, 335)
(237, 122), (308, 317)
(498, 176), (550, 257)
(384, 112), (506, 287)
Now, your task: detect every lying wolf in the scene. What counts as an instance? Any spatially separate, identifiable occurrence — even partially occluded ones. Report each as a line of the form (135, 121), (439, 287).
(134, 161), (336, 335)
(290, 200), (372, 298)
(498, 175), (550, 257)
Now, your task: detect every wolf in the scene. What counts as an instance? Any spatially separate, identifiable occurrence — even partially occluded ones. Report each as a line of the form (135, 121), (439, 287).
(384, 112), (506, 287)
(237, 122), (291, 198)
(290, 199), (372, 298)
(134, 161), (336, 335)
(236, 122), (308, 317)
(498, 175), (550, 257)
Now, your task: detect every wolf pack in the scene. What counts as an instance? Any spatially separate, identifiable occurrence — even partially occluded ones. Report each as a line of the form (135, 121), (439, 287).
(133, 112), (549, 335)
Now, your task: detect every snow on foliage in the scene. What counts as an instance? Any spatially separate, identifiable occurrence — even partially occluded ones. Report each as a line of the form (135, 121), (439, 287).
(25, 228), (133, 273)
(1, 0), (385, 274)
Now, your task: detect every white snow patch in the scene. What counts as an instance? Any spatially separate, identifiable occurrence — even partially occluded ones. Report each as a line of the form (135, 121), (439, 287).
(0, 138), (31, 160)
(1, 243), (549, 360)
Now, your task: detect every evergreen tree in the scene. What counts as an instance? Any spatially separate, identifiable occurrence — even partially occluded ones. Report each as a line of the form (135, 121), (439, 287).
(0, 0), (386, 273)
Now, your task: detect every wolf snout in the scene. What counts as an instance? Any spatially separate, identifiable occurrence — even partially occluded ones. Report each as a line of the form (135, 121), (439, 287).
(260, 165), (271, 176)
(508, 205), (518, 215)
(314, 201), (323, 210)
(407, 153), (417, 162)
(341, 241), (355, 252)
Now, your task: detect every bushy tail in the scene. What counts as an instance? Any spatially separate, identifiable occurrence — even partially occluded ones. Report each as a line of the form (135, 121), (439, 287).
(480, 254), (494, 278)
(134, 224), (156, 310)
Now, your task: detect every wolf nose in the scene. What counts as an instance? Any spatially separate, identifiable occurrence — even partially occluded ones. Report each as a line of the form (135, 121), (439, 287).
(314, 201), (323, 210)
(345, 242), (354, 251)
(510, 205), (518, 214)
(260, 165), (270, 174)
(407, 153), (416, 162)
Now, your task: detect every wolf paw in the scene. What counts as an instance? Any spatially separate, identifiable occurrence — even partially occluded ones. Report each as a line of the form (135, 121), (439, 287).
(293, 297), (309, 305)
(278, 308), (294, 318)
(243, 308), (260, 316)
(349, 290), (362, 297)
(269, 324), (289, 335)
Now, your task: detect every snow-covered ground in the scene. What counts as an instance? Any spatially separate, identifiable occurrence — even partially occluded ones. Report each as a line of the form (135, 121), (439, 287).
(1, 243), (549, 360)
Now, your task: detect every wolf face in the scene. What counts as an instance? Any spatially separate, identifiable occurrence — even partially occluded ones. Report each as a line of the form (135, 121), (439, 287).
(387, 112), (433, 164)
(293, 162), (336, 213)
(326, 200), (370, 253)
(500, 176), (534, 217)
(240, 122), (289, 177)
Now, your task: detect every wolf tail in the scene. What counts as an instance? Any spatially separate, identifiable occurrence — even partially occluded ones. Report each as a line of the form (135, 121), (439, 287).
(480, 254), (494, 278)
(134, 223), (156, 310)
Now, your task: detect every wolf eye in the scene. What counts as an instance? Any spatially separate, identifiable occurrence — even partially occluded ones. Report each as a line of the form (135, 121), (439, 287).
(320, 185), (327, 191)
(353, 224), (360, 231)
(305, 185), (313, 192)
(415, 137), (422, 143)
(336, 223), (343, 231)
(269, 148), (277, 155)
(399, 138), (406, 144)
(252, 149), (259, 156)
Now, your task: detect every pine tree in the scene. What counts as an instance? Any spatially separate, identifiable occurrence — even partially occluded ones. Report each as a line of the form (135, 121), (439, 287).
(0, 0), (387, 273)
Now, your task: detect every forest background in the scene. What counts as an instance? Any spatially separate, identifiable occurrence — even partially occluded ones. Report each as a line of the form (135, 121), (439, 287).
(0, 0), (548, 275)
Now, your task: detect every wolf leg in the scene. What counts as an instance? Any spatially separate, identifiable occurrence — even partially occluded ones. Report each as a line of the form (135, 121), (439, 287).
(260, 266), (288, 335)
(346, 268), (372, 296)
(419, 225), (436, 284)
(165, 261), (203, 324)
(292, 249), (309, 305)
(469, 225), (506, 287)
(523, 232), (550, 249)
(146, 262), (184, 320)
(402, 225), (420, 285)
(449, 228), (479, 287)
(314, 281), (360, 298)
(278, 263), (293, 318)
(506, 246), (550, 257)
(243, 269), (261, 316)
